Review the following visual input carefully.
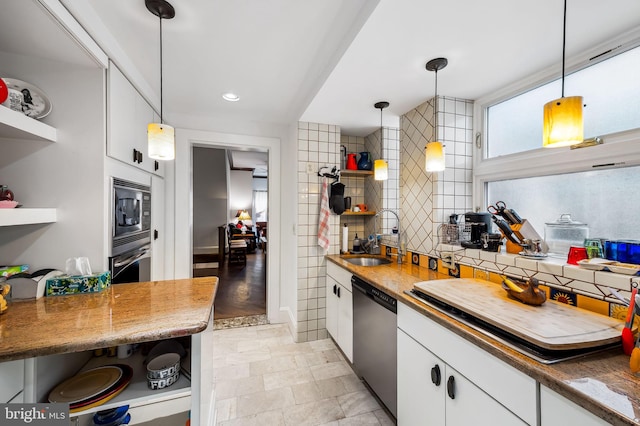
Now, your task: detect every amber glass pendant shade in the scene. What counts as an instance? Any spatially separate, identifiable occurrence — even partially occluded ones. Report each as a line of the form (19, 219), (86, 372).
(374, 159), (388, 181)
(148, 123), (175, 160)
(543, 96), (583, 148)
(425, 141), (445, 172)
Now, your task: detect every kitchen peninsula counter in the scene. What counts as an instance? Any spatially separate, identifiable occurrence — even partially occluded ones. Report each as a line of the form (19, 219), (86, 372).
(326, 254), (640, 425)
(0, 277), (218, 362)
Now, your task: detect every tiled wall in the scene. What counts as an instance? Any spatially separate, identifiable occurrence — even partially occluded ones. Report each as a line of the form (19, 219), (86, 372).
(297, 122), (341, 342)
(297, 123), (400, 342)
(400, 96), (473, 256)
(365, 128), (400, 238)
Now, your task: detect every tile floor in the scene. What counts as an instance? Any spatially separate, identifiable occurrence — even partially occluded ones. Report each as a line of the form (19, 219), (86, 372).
(213, 323), (395, 425)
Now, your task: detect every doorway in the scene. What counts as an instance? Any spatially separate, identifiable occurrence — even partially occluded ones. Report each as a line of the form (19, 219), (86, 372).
(191, 146), (267, 321)
(171, 129), (281, 326)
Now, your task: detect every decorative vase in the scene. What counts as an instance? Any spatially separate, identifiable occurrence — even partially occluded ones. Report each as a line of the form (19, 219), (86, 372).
(346, 153), (358, 170)
(357, 152), (372, 170)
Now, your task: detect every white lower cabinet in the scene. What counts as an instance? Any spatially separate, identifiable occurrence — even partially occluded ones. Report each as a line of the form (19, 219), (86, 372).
(326, 262), (353, 362)
(0, 359), (24, 403)
(398, 331), (526, 426)
(398, 303), (536, 425)
(540, 385), (610, 426)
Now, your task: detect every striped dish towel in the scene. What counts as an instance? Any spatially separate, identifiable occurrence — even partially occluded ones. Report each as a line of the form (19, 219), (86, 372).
(317, 177), (330, 251)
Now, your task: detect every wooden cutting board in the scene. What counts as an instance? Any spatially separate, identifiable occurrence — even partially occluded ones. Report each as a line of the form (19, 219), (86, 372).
(413, 278), (624, 350)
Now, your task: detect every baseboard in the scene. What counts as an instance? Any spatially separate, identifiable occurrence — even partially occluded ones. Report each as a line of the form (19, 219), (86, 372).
(275, 306), (297, 340)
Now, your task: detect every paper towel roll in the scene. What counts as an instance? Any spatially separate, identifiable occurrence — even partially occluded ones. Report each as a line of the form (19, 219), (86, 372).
(342, 224), (349, 253)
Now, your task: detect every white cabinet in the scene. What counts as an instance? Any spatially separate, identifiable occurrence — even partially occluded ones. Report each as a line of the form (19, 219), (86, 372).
(398, 303), (537, 425)
(326, 262), (353, 362)
(540, 385), (610, 426)
(151, 174), (165, 280)
(0, 359), (24, 403)
(398, 330), (526, 426)
(107, 63), (164, 177)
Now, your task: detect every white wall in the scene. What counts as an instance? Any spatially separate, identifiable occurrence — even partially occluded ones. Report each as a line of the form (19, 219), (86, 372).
(193, 147), (227, 251)
(229, 170), (254, 222)
(0, 52), (106, 272)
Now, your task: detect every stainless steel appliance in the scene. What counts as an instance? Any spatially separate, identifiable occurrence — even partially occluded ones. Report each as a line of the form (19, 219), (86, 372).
(352, 276), (397, 418)
(110, 178), (152, 284)
(109, 244), (151, 284)
(461, 212), (492, 249)
(111, 178), (151, 256)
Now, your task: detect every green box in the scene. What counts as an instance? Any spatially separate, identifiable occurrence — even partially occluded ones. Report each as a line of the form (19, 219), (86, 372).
(0, 264), (29, 278)
(45, 271), (111, 296)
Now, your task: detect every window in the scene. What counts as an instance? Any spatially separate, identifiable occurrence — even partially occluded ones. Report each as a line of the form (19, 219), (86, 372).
(486, 165), (640, 243)
(475, 36), (640, 243)
(253, 190), (268, 222)
(486, 44), (640, 158)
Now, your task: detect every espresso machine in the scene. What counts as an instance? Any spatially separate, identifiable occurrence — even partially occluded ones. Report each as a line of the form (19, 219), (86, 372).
(461, 212), (493, 249)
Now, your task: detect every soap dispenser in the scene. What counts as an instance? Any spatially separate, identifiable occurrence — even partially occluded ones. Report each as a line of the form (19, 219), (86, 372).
(352, 233), (362, 253)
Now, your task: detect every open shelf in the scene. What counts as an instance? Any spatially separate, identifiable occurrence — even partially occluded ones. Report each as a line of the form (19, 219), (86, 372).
(0, 106), (57, 142)
(67, 349), (191, 419)
(342, 211), (376, 216)
(341, 169), (373, 177)
(0, 208), (57, 226)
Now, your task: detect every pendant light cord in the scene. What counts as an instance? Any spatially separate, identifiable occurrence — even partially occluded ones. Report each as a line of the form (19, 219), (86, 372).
(561, 0), (567, 98)
(433, 69), (438, 141)
(159, 14), (164, 124)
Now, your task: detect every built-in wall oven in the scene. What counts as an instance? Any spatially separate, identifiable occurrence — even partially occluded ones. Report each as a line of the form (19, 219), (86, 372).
(110, 178), (152, 284)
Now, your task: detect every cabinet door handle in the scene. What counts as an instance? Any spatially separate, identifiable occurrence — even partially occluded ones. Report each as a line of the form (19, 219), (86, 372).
(154, 160), (159, 171)
(447, 375), (455, 399)
(154, 229), (159, 240)
(133, 148), (138, 163)
(337, 286), (341, 298)
(333, 284), (337, 295)
(138, 151), (143, 163)
(430, 364), (441, 386)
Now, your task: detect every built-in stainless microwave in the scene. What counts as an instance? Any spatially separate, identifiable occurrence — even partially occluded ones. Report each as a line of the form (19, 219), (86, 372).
(111, 177), (151, 256)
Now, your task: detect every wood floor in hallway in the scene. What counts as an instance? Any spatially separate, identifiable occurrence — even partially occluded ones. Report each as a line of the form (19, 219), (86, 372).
(194, 252), (267, 320)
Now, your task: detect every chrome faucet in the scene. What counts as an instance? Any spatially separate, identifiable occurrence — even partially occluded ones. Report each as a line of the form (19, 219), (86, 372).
(376, 209), (403, 263)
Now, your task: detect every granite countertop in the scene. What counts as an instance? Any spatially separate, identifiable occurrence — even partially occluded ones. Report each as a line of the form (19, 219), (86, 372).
(327, 254), (640, 426)
(0, 277), (218, 362)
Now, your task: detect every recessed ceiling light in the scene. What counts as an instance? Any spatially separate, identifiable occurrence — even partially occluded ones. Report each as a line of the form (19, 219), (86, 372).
(222, 93), (240, 102)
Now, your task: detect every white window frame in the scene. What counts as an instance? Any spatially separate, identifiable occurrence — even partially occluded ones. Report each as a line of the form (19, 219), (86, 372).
(472, 28), (640, 211)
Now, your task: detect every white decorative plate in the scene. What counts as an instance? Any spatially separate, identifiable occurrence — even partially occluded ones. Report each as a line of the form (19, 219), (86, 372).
(607, 263), (640, 275)
(2, 78), (52, 119)
(577, 258), (614, 271)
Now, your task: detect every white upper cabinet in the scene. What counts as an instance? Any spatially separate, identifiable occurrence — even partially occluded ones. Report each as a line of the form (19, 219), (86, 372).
(107, 63), (164, 177)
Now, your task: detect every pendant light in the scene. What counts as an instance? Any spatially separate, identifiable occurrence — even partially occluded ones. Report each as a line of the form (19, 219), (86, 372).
(425, 58), (447, 172)
(373, 101), (389, 181)
(542, 0), (583, 148)
(146, 0), (175, 161)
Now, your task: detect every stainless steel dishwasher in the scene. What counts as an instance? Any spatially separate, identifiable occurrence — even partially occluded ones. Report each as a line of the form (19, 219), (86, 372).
(352, 275), (397, 418)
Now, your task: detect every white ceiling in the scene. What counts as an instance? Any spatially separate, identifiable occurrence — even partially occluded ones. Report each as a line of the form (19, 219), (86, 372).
(63, 0), (640, 137)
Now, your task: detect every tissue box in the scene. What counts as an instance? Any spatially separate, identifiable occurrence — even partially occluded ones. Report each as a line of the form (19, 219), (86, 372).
(45, 271), (111, 296)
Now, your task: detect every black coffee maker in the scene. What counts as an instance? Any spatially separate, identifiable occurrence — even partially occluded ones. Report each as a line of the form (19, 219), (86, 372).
(461, 212), (493, 249)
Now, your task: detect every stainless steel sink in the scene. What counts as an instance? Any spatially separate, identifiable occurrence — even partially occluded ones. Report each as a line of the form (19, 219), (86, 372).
(343, 257), (392, 266)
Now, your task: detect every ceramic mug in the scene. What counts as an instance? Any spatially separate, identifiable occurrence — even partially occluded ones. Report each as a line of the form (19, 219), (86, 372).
(353, 206), (361, 212)
(356, 204), (368, 212)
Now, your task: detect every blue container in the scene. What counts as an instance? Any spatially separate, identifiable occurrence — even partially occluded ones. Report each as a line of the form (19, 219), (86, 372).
(604, 240), (618, 261)
(617, 241), (630, 263)
(628, 242), (640, 264)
